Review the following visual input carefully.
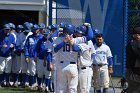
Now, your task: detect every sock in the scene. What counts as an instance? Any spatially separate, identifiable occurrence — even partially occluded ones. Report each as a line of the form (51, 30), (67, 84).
(103, 88), (108, 93)
(96, 89), (101, 93)
(5, 73), (10, 83)
(37, 77), (42, 86)
(0, 74), (4, 84)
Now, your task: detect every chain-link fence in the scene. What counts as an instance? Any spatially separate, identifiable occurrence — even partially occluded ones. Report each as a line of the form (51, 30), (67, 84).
(127, 0), (140, 43)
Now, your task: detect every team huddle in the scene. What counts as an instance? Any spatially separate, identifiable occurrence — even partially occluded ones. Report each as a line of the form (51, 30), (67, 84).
(0, 22), (113, 93)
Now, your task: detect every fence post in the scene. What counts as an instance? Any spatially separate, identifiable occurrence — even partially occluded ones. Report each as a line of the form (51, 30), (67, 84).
(123, 0), (128, 77)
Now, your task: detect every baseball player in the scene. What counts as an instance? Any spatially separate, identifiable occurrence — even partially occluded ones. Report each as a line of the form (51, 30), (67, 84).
(12, 25), (24, 87)
(50, 23), (65, 93)
(36, 29), (53, 92)
(0, 24), (15, 87)
(53, 24), (79, 93)
(23, 22), (33, 41)
(53, 23), (93, 93)
(71, 25), (96, 93)
(20, 22), (33, 87)
(48, 24), (60, 93)
(92, 33), (113, 93)
(24, 24), (42, 89)
(8, 23), (18, 87)
(39, 23), (46, 34)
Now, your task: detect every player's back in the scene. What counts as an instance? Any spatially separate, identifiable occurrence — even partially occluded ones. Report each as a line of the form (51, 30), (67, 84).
(53, 37), (78, 63)
(78, 40), (95, 67)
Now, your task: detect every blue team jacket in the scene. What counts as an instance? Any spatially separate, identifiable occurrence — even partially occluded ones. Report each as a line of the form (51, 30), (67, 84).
(24, 34), (42, 58)
(0, 32), (15, 57)
(36, 37), (52, 63)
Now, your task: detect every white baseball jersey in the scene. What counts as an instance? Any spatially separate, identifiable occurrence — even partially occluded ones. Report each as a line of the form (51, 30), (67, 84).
(78, 40), (96, 67)
(53, 36), (87, 62)
(94, 43), (112, 64)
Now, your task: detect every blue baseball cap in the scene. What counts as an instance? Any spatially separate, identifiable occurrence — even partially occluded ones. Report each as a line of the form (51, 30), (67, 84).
(3, 24), (11, 30)
(17, 25), (24, 29)
(51, 24), (59, 29)
(43, 29), (50, 35)
(39, 23), (46, 29)
(32, 24), (39, 30)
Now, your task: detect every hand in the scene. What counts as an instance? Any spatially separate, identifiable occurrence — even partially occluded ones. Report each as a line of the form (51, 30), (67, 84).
(50, 63), (54, 70)
(108, 67), (113, 74)
(69, 40), (73, 46)
(47, 62), (54, 71)
(2, 44), (7, 48)
(83, 23), (91, 27)
(25, 58), (29, 63)
(64, 35), (70, 43)
(10, 44), (14, 48)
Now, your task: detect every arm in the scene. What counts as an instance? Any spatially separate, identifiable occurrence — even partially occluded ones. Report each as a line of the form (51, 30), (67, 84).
(49, 30), (59, 42)
(54, 41), (66, 53)
(47, 52), (53, 63)
(108, 57), (113, 74)
(85, 26), (94, 41)
(36, 39), (41, 53)
(24, 37), (29, 58)
(72, 44), (81, 52)
(47, 52), (53, 71)
(107, 57), (113, 66)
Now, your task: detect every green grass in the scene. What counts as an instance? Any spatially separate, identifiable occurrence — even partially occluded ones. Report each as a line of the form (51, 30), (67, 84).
(0, 87), (42, 93)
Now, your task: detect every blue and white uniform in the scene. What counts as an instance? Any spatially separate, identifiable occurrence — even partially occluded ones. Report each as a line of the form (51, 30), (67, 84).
(72, 40), (96, 93)
(24, 33), (42, 86)
(53, 24), (93, 93)
(93, 43), (113, 91)
(36, 36), (53, 91)
(0, 31), (15, 85)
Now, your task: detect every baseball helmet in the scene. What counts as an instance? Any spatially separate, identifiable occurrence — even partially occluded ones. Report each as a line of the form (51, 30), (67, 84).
(47, 25), (52, 30)
(29, 23), (33, 29)
(43, 29), (50, 35)
(8, 23), (16, 29)
(64, 24), (75, 35)
(39, 23), (46, 29)
(51, 24), (59, 29)
(24, 22), (30, 30)
(3, 24), (11, 30)
(59, 22), (65, 28)
(94, 29), (102, 35)
(17, 25), (24, 29)
(32, 24), (39, 30)
(75, 25), (87, 34)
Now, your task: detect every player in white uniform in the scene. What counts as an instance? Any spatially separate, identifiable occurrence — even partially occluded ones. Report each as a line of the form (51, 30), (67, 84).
(53, 23), (93, 93)
(92, 33), (113, 93)
(53, 24), (79, 93)
(48, 24), (60, 92)
(71, 25), (96, 93)
(49, 23), (65, 93)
